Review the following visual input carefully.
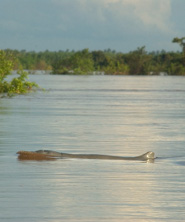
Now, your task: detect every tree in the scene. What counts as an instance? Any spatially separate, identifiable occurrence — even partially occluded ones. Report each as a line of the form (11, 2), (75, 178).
(125, 46), (152, 75)
(70, 49), (94, 74)
(172, 37), (185, 69)
(0, 50), (13, 81)
(172, 37), (185, 54)
(91, 50), (109, 70)
(53, 49), (94, 74)
(0, 50), (38, 96)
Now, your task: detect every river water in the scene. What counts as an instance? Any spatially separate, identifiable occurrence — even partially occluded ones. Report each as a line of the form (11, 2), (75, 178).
(1, 75), (185, 221)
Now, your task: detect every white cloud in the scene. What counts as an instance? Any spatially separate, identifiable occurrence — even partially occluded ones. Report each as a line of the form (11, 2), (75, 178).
(98, 0), (172, 33)
(127, 0), (171, 32)
(52, 0), (172, 33)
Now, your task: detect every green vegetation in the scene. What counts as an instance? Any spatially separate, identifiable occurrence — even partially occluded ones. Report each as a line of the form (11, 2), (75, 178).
(172, 37), (185, 54)
(0, 50), (38, 96)
(2, 37), (185, 75)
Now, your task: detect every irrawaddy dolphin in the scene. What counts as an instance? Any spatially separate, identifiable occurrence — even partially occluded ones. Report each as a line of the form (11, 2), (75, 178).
(17, 150), (155, 162)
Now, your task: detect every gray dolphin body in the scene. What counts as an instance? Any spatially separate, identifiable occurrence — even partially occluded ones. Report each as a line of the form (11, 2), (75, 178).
(35, 150), (155, 161)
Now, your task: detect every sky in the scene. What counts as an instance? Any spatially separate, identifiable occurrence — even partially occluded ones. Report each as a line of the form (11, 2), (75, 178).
(0, 0), (184, 52)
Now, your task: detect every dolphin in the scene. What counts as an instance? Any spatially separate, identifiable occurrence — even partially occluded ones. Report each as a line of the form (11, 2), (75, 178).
(33, 150), (155, 161)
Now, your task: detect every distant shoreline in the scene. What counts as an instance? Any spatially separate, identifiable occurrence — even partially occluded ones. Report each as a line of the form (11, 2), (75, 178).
(4, 47), (185, 75)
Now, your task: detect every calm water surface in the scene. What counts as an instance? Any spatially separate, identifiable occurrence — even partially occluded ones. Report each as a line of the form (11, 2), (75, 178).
(1, 75), (185, 221)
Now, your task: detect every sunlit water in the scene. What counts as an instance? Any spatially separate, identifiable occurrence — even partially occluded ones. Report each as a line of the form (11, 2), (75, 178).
(1, 75), (185, 221)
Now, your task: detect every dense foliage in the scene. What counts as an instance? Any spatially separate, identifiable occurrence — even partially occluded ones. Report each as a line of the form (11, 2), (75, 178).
(2, 37), (185, 75)
(0, 50), (38, 96)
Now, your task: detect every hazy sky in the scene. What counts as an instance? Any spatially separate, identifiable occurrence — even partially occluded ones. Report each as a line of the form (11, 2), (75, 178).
(0, 0), (184, 52)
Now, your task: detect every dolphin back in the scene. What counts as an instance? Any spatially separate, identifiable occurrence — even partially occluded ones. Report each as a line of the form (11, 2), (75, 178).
(17, 150), (155, 161)
(34, 150), (155, 161)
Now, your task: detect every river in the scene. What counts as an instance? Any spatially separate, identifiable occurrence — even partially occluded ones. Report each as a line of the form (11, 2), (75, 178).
(1, 75), (185, 221)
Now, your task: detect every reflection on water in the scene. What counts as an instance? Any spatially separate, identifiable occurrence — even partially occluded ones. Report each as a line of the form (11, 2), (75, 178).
(1, 75), (185, 221)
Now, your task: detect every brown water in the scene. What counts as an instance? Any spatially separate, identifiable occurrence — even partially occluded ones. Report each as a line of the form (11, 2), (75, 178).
(1, 75), (185, 221)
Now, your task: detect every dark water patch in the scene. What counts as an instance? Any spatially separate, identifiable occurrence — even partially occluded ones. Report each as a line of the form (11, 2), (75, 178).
(175, 161), (185, 166)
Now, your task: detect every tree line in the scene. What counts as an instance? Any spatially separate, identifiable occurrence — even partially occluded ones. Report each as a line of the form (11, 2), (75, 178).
(3, 37), (185, 75)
